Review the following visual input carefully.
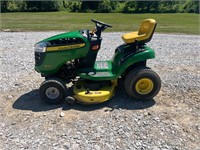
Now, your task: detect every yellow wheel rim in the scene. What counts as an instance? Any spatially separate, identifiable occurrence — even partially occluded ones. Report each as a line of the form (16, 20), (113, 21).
(135, 78), (154, 95)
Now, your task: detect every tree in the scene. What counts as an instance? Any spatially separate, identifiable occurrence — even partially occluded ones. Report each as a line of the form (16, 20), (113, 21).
(71, 2), (81, 12)
(96, 0), (118, 13)
(1, 0), (26, 12)
(183, 0), (199, 13)
(1, 0), (199, 13)
(1, 1), (8, 12)
(81, 1), (100, 12)
(158, 1), (181, 13)
(110, 1), (119, 12)
(149, 1), (159, 13)
(26, 0), (62, 12)
(122, 1), (137, 13)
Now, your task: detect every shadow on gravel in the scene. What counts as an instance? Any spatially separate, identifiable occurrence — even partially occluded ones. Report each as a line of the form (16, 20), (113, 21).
(13, 87), (155, 112)
(12, 89), (62, 112)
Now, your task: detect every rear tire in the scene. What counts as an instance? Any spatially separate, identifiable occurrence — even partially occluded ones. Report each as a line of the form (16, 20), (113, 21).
(124, 66), (161, 100)
(39, 79), (67, 105)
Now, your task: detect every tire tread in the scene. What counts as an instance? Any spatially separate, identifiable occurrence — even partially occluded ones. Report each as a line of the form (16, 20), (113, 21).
(39, 78), (67, 104)
(124, 66), (161, 100)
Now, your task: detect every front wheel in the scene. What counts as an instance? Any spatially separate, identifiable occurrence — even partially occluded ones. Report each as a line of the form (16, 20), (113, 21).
(39, 79), (67, 104)
(124, 67), (161, 100)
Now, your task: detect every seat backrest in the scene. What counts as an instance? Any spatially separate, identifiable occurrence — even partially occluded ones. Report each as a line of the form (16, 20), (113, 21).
(138, 19), (157, 44)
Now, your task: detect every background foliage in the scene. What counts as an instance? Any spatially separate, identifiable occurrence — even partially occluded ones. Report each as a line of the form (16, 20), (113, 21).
(1, 0), (199, 13)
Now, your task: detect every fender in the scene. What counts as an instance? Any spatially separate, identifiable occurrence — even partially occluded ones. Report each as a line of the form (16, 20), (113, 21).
(78, 45), (155, 81)
(112, 45), (155, 76)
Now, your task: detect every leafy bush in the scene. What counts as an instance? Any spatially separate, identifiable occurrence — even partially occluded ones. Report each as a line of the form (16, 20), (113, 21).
(122, 1), (137, 13)
(81, 1), (100, 12)
(182, 0), (199, 13)
(1, 0), (26, 12)
(63, 1), (81, 12)
(1, 0), (199, 13)
(96, 0), (112, 13)
(1, 1), (9, 12)
(26, 0), (63, 12)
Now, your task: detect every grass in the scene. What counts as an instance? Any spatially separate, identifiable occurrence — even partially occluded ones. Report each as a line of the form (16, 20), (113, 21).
(0, 12), (199, 34)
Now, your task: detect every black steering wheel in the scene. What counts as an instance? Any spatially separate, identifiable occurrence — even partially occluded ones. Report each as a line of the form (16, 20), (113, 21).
(91, 19), (112, 28)
(91, 19), (112, 39)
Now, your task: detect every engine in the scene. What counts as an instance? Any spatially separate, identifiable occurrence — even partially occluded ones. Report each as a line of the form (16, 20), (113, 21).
(58, 60), (79, 80)
(43, 59), (79, 81)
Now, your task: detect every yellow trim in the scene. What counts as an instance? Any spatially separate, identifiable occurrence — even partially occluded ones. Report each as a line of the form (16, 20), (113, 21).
(135, 78), (154, 95)
(73, 80), (117, 104)
(46, 43), (85, 52)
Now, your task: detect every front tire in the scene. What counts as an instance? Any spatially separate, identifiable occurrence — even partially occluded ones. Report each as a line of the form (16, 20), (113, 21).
(39, 79), (67, 104)
(124, 67), (161, 100)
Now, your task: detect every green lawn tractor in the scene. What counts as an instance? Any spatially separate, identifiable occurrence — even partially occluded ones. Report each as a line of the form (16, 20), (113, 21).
(34, 19), (161, 105)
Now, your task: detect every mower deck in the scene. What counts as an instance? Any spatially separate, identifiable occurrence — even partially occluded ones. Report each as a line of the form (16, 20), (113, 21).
(73, 80), (117, 104)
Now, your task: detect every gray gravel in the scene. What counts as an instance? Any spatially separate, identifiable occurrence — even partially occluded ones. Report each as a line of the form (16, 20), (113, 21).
(0, 32), (200, 150)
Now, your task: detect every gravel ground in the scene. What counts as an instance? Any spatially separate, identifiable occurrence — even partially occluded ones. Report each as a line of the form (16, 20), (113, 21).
(0, 32), (200, 150)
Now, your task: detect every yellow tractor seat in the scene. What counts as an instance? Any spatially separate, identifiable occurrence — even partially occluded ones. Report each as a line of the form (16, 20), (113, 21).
(122, 19), (157, 44)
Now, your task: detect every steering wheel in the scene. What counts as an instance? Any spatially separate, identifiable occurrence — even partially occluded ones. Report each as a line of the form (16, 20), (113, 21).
(91, 19), (112, 28)
(90, 19), (112, 39)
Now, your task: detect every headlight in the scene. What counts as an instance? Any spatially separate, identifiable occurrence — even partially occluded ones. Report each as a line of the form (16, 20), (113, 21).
(34, 42), (47, 53)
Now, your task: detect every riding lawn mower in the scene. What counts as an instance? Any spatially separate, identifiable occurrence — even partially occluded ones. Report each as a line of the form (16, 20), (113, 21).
(34, 19), (161, 105)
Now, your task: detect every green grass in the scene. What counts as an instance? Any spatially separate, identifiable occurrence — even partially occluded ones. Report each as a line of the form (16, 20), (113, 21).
(0, 12), (199, 34)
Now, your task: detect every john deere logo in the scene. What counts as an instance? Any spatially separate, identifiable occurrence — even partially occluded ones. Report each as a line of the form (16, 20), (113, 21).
(46, 43), (85, 52)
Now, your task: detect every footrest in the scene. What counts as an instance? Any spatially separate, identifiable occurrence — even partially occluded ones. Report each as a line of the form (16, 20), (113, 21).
(89, 72), (111, 77)
(94, 61), (112, 71)
(79, 61), (115, 80)
(80, 71), (115, 80)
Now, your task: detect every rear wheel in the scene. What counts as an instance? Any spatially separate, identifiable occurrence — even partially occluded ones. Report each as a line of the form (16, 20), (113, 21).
(124, 67), (161, 100)
(39, 79), (67, 104)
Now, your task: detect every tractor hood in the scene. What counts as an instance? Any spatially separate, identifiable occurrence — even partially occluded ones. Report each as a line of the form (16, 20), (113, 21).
(34, 30), (90, 75)
(34, 30), (89, 53)
(43, 31), (87, 42)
